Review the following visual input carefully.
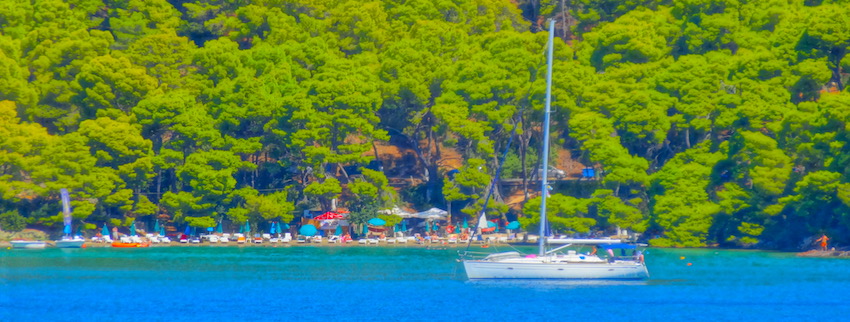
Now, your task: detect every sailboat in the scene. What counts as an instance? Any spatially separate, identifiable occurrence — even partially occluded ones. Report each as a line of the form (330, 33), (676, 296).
(460, 20), (649, 280)
(54, 188), (86, 248)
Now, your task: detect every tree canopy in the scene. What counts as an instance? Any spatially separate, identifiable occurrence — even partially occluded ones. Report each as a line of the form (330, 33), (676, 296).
(1, 0), (849, 249)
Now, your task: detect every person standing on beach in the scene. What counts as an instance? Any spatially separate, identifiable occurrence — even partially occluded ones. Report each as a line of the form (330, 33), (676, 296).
(815, 234), (829, 251)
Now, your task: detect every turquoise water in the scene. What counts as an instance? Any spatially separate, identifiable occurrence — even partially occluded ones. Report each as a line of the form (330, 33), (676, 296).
(2, 246), (849, 321)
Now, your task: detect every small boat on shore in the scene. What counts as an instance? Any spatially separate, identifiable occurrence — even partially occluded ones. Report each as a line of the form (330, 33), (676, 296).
(112, 241), (151, 248)
(55, 236), (86, 248)
(11, 240), (48, 249)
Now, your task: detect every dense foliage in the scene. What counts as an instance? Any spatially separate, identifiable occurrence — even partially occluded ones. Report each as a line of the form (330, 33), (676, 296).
(0, 0), (848, 249)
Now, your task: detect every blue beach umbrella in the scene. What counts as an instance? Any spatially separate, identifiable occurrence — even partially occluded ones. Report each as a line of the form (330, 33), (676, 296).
(426, 221), (431, 232)
(299, 224), (318, 237)
(401, 221), (407, 232)
(335, 225), (342, 236)
(160, 224), (166, 236)
(184, 225), (191, 236)
(244, 220), (251, 234)
(153, 220), (160, 235)
(368, 218), (386, 226)
(454, 225), (460, 233)
(102, 224), (109, 236)
(216, 221), (223, 233)
(269, 222), (277, 234)
(130, 221), (137, 236)
(362, 224), (368, 235)
(63, 223), (72, 235)
(463, 218), (468, 229)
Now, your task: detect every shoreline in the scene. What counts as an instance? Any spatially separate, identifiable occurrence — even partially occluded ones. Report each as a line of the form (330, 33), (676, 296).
(0, 239), (519, 249)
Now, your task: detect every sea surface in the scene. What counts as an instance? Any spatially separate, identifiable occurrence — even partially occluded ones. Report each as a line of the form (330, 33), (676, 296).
(2, 245), (849, 321)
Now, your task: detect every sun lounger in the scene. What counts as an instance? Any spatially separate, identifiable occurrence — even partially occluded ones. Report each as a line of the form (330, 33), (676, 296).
(358, 239), (368, 244)
(397, 237), (407, 244)
(281, 233), (292, 243)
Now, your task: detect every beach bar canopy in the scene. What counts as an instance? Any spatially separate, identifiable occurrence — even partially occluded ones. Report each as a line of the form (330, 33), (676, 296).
(412, 208), (448, 220)
(379, 206), (414, 218)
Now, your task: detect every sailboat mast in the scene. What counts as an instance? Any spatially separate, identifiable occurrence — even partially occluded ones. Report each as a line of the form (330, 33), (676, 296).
(538, 20), (555, 256)
(60, 188), (72, 237)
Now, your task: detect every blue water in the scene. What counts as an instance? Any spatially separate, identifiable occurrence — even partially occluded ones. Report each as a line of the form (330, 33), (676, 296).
(2, 246), (849, 321)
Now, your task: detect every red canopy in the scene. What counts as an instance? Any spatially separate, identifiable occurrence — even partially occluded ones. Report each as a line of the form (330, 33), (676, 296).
(315, 212), (343, 220)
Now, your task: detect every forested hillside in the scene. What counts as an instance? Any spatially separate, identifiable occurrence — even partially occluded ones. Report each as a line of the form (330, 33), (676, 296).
(0, 0), (848, 250)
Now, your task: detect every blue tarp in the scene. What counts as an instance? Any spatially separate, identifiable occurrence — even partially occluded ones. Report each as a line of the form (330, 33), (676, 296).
(368, 218), (386, 226)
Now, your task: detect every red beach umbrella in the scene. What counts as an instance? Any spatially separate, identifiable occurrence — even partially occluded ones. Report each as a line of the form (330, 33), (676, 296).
(315, 212), (343, 220)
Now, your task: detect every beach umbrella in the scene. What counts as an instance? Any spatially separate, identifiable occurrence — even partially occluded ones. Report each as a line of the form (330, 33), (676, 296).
(506, 221), (521, 230)
(244, 220), (250, 234)
(463, 218), (468, 229)
(184, 225), (191, 236)
(102, 224), (109, 236)
(401, 221), (407, 232)
(283, 223), (290, 230)
(270, 222), (277, 234)
(335, 225), (342, 236)
(160, 224), (166, 236)
(153, 220), (160, 235)
(362, 224), (368, 235)
(299, 224), (318, 237)
(130, 221), (137, 236)
(216, 221), (223, 233)
(454, 225), (461, 234)
(425, 221), (431, 232)
(368, 217), (386, 226)
(315, 212), (343, 220)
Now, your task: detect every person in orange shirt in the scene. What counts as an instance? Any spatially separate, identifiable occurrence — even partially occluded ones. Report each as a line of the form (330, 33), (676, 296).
(815, 234), (830, 251)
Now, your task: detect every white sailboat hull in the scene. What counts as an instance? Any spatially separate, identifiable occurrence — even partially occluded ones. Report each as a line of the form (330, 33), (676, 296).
(463, 260), (649, 280)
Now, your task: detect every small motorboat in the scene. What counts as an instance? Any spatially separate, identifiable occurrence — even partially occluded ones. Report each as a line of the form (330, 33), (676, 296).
(11, 240), (47, 249)
(55, 236), (86, 248)
(111, 241), (151, 248)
